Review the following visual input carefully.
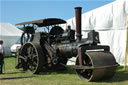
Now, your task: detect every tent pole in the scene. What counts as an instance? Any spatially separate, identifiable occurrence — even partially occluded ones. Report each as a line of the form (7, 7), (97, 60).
(124, 16), (128, 71)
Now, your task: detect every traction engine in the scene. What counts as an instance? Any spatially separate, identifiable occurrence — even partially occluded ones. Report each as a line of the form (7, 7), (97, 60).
(16, 7), (118, 81)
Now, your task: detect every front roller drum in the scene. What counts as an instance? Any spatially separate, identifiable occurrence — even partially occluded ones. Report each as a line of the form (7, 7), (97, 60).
(75, 51), (118, 81)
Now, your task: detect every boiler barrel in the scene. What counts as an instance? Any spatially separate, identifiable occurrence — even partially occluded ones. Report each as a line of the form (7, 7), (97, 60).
(57, 44), (77, 58)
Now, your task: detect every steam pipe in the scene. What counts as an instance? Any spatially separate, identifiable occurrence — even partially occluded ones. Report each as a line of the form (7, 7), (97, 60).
(75, 7), (82, 41)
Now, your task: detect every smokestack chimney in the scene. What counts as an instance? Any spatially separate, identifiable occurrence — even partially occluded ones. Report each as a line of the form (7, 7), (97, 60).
(75, 7), (82, 41)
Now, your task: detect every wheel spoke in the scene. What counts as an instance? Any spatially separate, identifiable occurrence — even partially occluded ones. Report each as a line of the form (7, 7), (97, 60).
(33, 54), (38, 58)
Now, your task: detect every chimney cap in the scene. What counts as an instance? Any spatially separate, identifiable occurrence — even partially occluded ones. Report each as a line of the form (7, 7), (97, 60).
(75, 7), (82, 9)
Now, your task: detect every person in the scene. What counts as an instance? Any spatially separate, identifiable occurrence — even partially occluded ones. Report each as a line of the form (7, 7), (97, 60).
(0, 40), (5, 74)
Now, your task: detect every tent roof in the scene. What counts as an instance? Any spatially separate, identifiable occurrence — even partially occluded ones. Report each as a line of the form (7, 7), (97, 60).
(66, 0), (128, 31)
(0, 23), (22, 36)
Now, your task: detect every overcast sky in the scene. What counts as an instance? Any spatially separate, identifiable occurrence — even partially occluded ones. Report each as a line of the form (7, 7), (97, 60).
(0, 0), (115, 25)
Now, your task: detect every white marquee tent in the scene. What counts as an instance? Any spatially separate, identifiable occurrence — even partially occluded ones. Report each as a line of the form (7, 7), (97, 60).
(66, 0), (128, 65)
(0, 23), (22, 56)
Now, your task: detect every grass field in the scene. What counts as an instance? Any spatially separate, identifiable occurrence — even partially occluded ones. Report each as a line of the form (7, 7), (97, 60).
(0, 57), (128, 85)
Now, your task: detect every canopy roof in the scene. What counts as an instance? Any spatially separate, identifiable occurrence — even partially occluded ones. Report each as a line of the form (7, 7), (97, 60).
(16, 18), (67, 27)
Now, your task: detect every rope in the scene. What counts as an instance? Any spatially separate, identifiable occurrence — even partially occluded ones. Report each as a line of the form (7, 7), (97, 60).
(124, 16), (128, 71)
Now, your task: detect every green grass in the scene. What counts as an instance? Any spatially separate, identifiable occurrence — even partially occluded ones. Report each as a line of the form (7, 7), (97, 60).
(0, 57), (128, 85)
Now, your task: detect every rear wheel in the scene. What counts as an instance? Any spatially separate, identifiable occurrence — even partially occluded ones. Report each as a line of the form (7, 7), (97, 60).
(20, 42), (45, 74)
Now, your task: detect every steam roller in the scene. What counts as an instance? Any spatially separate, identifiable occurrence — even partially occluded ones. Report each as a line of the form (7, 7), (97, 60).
(15, 6), (118, 82)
